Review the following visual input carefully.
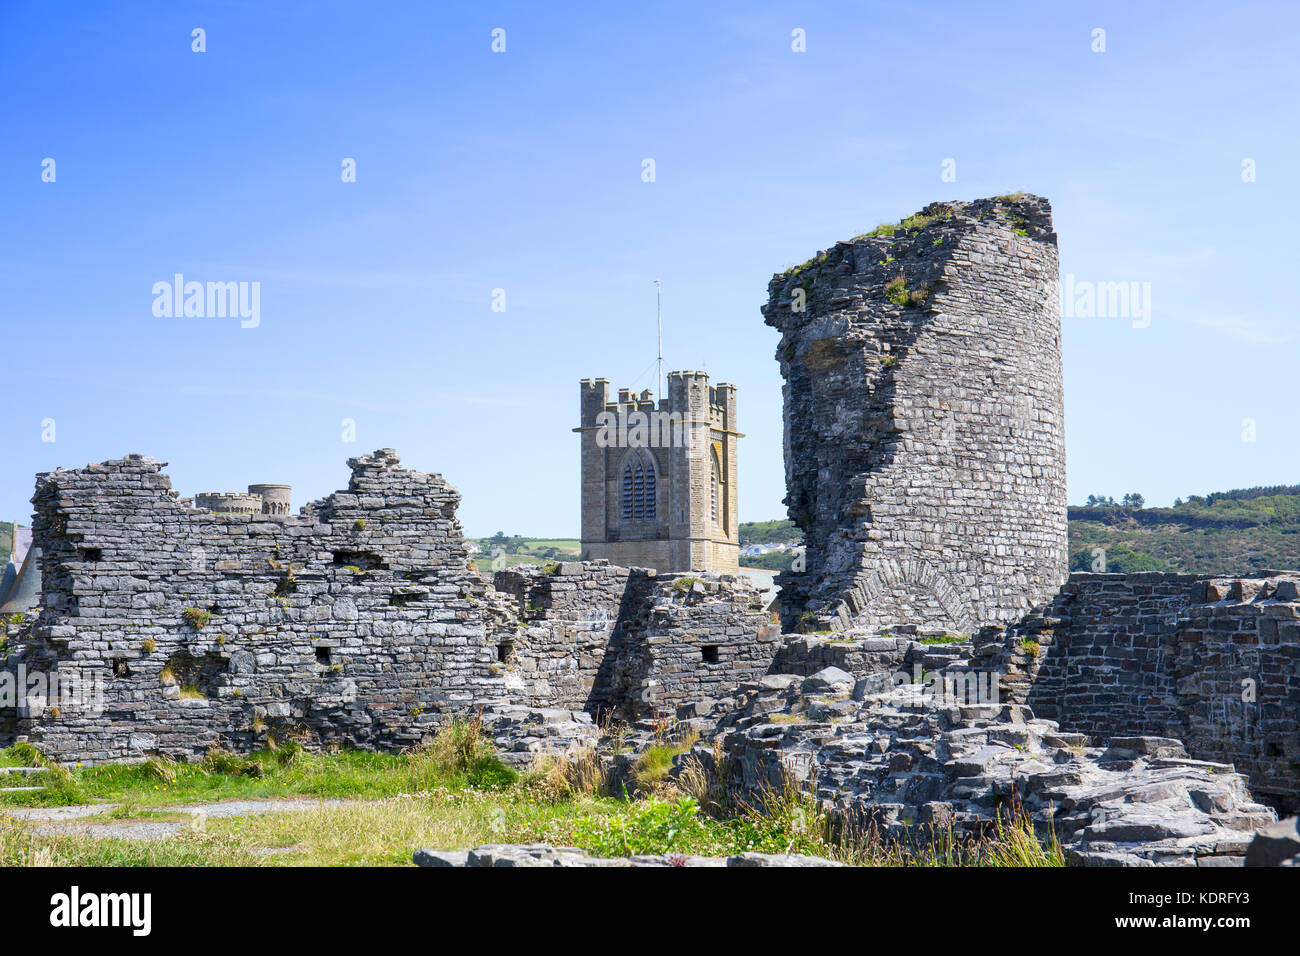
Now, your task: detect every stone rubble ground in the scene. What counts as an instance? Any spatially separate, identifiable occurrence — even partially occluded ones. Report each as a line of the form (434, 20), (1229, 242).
(692, 666), (1277, 867)
(479, 704), (604, 767)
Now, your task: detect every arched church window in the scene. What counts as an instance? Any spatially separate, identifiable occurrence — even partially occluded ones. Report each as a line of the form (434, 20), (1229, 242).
(621, 452), (656, 521)
(711, 446), (722, 528)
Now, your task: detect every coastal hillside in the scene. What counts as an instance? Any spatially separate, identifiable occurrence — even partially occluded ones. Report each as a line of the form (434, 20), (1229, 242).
(738, 485), (1300, 575)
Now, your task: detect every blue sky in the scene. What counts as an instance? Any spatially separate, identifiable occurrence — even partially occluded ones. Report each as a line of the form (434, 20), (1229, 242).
(1, 0), (1295, 537)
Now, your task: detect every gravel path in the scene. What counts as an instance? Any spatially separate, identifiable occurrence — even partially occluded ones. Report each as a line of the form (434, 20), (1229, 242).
(5, 798), (361, 841)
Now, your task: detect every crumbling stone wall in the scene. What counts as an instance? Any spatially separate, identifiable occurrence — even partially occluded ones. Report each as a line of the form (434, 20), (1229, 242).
(992, 572), (1300, 811)
(1174, 580), (1300, 809)
(492, 562), (634, 710)
(5, 450), (508, 762)
(0, 452), (782, 764)
(763, 195), (1067, 634)
(1012, 572), (1202, 730)
(752, 197), (1296, 814)
(493, 562), (779, 720)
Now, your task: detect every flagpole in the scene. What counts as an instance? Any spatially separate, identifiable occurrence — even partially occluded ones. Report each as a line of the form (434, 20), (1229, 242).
(655, 279), (663, 405)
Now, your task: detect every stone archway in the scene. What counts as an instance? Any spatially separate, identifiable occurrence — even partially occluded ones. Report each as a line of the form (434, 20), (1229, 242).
(849, 558), (974, 634)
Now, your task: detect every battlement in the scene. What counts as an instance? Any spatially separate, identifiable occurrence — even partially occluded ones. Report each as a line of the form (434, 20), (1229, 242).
(578, 370), (734, 427)
(577, 370), (741, 572)
(193, 483), (293, 516)
(193, 492), (263, 514)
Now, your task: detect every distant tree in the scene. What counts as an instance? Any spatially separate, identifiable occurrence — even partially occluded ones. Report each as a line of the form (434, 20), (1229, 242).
(1121, 493), (1145, 509)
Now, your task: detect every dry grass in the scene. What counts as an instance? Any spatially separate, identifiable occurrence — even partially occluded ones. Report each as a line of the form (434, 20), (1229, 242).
(529, 747), (610, 801)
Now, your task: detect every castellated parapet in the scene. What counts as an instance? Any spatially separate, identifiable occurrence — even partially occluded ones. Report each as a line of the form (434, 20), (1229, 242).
(194, 484), (292, 515)
(764, 195), (1067, 633)
(576, 370), (741, 573)
(248, 484), (292, 515)
(192, 492), (263, 514)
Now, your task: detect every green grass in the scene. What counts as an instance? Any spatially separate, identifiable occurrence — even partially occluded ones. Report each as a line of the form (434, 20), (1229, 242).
(0, 718), (516, 810)
(0, 741), (48, 769)
(2, 785), (1064, 867)
(630, 734), (699, 791)
(0, 730), (1066, 868)
(917, 634), (969, 645)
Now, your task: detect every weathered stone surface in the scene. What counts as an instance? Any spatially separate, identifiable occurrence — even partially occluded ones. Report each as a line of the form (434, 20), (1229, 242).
(412, 843), (841, 868)
(712, 675), (1276, 867)
(479, 704), (602, 767)
(4, 450), (508, 762)
(1244, 816), (1300, 867)
(494, 563), (777, 720)
(985, 571), (1300, 811)
(0, 453), (779, 764)
(412, 848), (469, 867)
(765, 196), (1066, 635)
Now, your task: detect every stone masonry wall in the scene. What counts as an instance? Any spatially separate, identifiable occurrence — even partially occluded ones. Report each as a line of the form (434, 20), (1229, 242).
(493, 562), (779, 720)
(492, 562), (633, 711)
(993, 572), (1300, 811)
(4, 450), (508, 763)
(0, 449), (783, 767)
(1173, 581), (1300, 810)
(763, 195), (1067, 635)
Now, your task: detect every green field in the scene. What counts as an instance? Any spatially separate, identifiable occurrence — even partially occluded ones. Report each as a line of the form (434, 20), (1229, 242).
(469, 536), (581, 574)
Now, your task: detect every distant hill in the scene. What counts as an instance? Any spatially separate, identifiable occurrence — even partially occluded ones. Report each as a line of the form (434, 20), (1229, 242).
(740, 484), (1300, 576)
(738, 520), (803, 572)
(1068, 485), (1300, 574)
(738, 520), (803, 546)
(0, 521), (14, 566)
(468, 536), (581, 575)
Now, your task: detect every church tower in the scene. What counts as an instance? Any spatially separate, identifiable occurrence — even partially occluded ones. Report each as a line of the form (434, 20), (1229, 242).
(576, 371), (740, 572)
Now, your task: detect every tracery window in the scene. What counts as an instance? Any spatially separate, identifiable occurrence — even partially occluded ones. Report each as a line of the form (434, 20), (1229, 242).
(621, 452), (656, 521)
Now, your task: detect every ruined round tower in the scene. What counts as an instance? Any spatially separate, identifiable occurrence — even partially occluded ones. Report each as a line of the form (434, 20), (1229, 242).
(763, 195), (1067, 634)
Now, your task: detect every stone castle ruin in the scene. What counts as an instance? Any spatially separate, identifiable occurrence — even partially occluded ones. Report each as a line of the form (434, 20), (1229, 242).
(0, 449), (774, 761)
(765, 195), (1066, 634)
(2, 194), (1297, 862)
